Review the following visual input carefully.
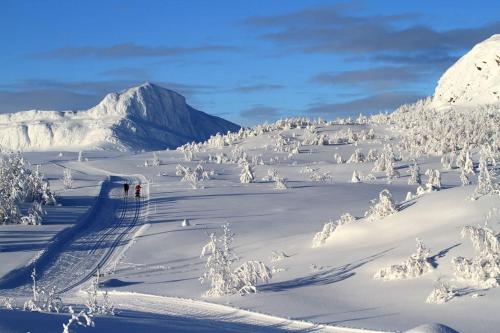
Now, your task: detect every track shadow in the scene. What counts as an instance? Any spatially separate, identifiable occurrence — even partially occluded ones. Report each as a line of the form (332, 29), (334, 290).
(260, 248), (393, 292)
(428, 243), (461, 268)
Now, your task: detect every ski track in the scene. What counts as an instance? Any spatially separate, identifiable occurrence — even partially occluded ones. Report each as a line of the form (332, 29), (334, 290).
(68, 291), (394, 333)
(1, 174), (147, 296)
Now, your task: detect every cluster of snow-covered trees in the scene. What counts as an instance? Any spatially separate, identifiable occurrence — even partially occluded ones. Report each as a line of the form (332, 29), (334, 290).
(200, 224), (271, 296)
(0, 151), (55, 225)
(374, 238), (433, 280)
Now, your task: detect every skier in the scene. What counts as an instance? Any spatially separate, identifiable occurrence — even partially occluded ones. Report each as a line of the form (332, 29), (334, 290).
(123, 182), (129, 197)
(135, 184), (142, 199)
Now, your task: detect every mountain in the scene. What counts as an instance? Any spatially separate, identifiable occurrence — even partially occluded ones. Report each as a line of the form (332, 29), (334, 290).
(433, 34), (500, 108)
(0, 83), (240, 151)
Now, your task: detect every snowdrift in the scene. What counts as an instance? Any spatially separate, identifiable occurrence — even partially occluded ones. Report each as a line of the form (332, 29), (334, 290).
(0, 83), (240, 152)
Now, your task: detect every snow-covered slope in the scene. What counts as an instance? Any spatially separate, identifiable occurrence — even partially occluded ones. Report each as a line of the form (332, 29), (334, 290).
(433, 34), (500, 107)
(0, 83), (240, 152)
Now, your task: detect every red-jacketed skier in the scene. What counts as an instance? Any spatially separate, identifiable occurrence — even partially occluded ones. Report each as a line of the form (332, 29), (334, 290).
(135, 184), (142, 199)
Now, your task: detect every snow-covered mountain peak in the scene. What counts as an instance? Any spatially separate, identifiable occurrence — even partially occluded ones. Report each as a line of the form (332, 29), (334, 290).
(433, 34), (500, 108)
(0, 83), (240, 152)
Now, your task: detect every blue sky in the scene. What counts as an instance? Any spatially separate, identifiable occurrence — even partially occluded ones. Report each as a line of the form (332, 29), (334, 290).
(1, 0), (499, 125)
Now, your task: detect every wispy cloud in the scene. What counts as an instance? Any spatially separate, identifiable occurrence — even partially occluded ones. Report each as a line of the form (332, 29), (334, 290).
(305, 91), (424, 115)
(245, 5), (500, 61)
(100, 67), (150, 79)
(310, 66), (422, 88)
(33, 43), (240, 59)
(233, 84), (284, 93)
(240, 105), (281, 120)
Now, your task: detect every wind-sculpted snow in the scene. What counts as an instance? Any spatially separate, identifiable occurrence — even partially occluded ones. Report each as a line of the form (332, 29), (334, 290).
(0, 83), (240, 152)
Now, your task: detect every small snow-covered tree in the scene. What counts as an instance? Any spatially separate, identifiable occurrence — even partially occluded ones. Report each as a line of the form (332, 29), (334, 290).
(274, 177), (288, 190)
(152, 152), (161, 166)
(312, 213), (355, 247)
(459, 167), (471, 186)
(333, 153), (344, 164)
(441, 153), (452, 170)
(200, 224), (271, 296)
(472, 154), (498, 199)
(452, 223), (499, 288)
(239, 161), (255, 184)
(426, 280), (456, 304)
(62, 168), (73, 189)
(62, 306), (95, 333)
(86, 269), (115, 315)
(23, 267), (63, 313)
(1, 297), (16, 310)
(364, 189), (397, 221)
(366, 149), (378, 162)
(77, 151), (84, 162)
(347, 149), (365, 164)
(407, 161), (422, 185)
(425, 169), (441, 191)
(351, 170), (361, 183)
(374, 238), (433, 280)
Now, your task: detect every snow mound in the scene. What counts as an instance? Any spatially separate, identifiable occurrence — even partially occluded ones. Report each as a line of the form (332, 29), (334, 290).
(433, 34), (500, 107)
(404, 323), (460, 333)
(0, 82), (240, 151)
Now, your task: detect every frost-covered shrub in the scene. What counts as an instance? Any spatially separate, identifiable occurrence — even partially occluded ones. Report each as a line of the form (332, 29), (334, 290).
(347, 149), (365, 164)
(274, 177), (288, 190)
(424, 169), (441, 191)
(333, 153), (344, 164)
(472, 153), (498, 199)
(1, 297), (16, 310)
(372, 145), (395, 172)
(452, 223), (499, 288)
(262, 169), (278, 182)
(312, 213), (355, 248)
(270, 250), (289, 263)
(152, 152), (161, 166)
(23, 267), (63, 313)
(364, 189), (397, 221)
(374, 238), (433, 280)
(0, 151), (55, 225)
(86, 270), (115, 316)
(239, 161), (255, 184)
(200, 224), (271, 296)
(351, 170), (361, 183)
(426, 281), (457, 304)
(176, 164), (212, 189)
(366, 149), (378, 162)
(407, 161), (422, 185)
(63, 306), (95, 333)
(62, 168), (73, 189)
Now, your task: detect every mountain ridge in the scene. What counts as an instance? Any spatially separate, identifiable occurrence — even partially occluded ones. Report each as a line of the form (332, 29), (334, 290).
(0, 83), (240, 152)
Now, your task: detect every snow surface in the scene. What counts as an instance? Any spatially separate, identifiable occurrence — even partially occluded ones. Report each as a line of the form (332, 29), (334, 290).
(0, 83), (240, 152)
(433, 34), (500, 107)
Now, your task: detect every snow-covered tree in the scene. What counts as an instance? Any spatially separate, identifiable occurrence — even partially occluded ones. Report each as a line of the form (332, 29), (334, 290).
(86, 269), (115, 315)
(347, 149), (365, 164)
(426, 280), (456, 304)
(407, 161), (422, 185)
(62, 168), (73, 189)
(365, 189), (397, 221)
(23, 266), (63, 313)
(312, 213), (355, 248)
(77, 151), (84, 162)
(239, 161), (255, 184)
(274, 177), (288, 190)
(424, 169), (441, 191)
(452, 223), (499, 288)
(374, 238), (433, 280)
(152, 152), (161, 166)
(351, 170), (361, 183)
(200, 224), (271, 296)
(333, 153), (344, 164)
(472, 154), (498, 199)
(62, 306), (94, 333)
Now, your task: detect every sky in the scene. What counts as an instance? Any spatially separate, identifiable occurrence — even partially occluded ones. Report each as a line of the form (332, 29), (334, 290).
(1, 0), (499, 126)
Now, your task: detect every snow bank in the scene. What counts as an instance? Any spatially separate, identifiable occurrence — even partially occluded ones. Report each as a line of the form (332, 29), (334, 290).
(404, 323), (460, 333)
